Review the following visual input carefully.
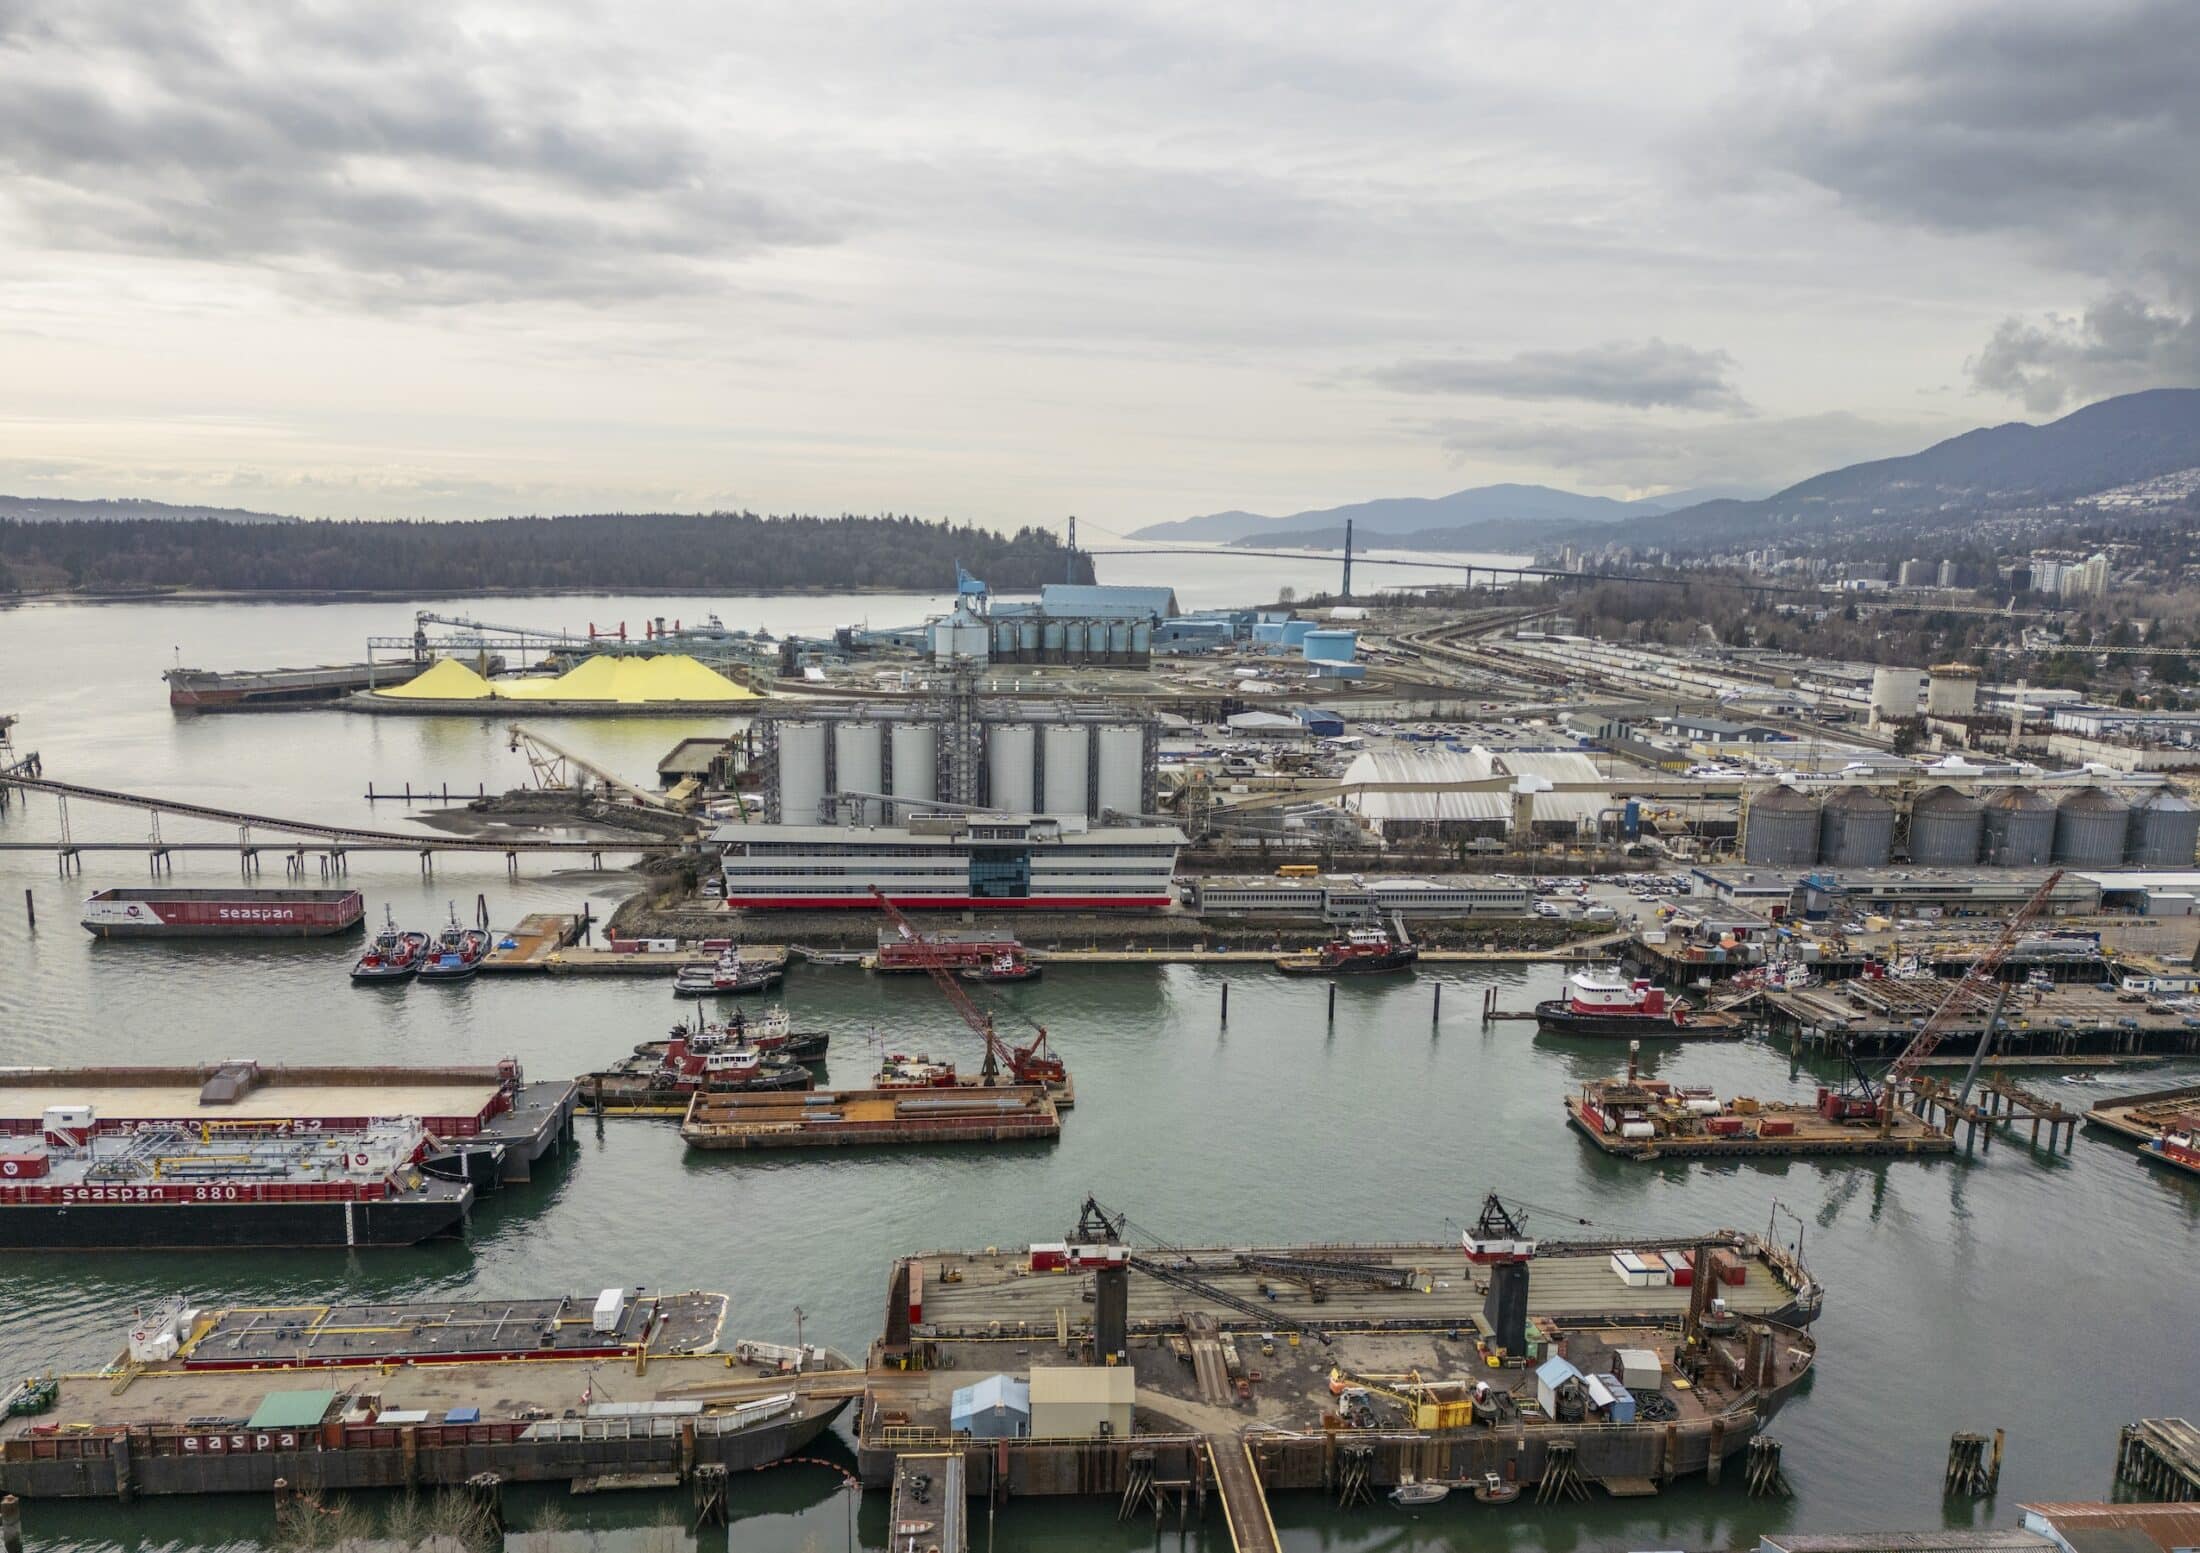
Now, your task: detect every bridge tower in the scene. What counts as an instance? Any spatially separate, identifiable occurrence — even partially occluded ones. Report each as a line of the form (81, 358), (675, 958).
(1339, 517), (1354, 600)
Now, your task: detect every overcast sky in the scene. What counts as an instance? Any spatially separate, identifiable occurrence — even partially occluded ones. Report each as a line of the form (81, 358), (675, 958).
(1, 0), (2193, 530)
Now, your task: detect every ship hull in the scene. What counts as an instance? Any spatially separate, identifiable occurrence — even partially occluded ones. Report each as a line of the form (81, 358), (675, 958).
(0, 1194), (470, 1250)
(1534, 1000), (1694, 1038)
(1276, 948), (1419, 976)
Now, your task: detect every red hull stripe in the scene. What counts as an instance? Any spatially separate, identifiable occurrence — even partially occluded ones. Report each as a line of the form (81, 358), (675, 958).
(723, 895), (1172, 910)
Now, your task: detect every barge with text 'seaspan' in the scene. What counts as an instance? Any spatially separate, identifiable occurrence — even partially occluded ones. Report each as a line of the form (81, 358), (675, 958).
(0, 1293), (855, 1499)
(82, 887), (365, 939)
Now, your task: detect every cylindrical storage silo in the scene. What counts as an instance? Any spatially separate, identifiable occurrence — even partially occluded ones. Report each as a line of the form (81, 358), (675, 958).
(1131, 621), (1152, 657)
(1869, 667), (1926, 721)
(1253, 621), (1287, 646)
(1981, 787), (2056, 866)
(1108, 621), (1130, 659)
(774, 720), (827, 824)
(993, 621), (1015, 657)
(1063, 622), (1086, 658)
(1303, 630), (1357, 664)
(2053, 786), (2131, 866)
(1281, 619), (1315, 648)
(1042, 725), (1090, 815)
(1907, 784), (1984, 865)
(1042, 621), (1065, 662)
(890, 722), (938, 807)
(2128, 789), (2200, 867)
(833, 722), (884, 818)
(1819, 786), (1895, 866)
(1019, 619), (1039, 654)
(987, 723), (1036, 812)
(1742, 784), (1820, 866)
(1927, 665), (1980, 718)
(1096, 725), (1145, 819)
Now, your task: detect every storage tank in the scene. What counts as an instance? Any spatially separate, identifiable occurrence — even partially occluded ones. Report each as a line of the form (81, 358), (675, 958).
(1108, 621), (1130, 659)
(1819, 785), (1895, 866)
(1742, 784), (1820, 866)
(993, 620), (1015, 657)
(1907, 784), (1984, 865)
(1303, 630), (1357, 664)
(1130, 621), (1152, 656)
(1927, 664), (1981, 718)
(2053, 786), (2131, 866)
(890, 722), (938, 806)
(833, 721), (884, 819)
(2128, 789), (2200, 867)
(1042, 725), (1090, 815)
(1281, 619), (1315, 648)
(1252, 621), (1287, 646)
(1981, 786), (2057, 866)
(1019, 619), (1039, 654)
(1096, 725), (1145, 819)
(1062, 622), (1086, 658)
(1042, 621), (1065, 661)
(1869, 667), (1926, 722)
(987, 723), (1036, 812)
(773, 720), (828, 824)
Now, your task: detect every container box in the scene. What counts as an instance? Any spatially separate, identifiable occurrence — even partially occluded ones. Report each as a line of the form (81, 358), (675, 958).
(1029, 1242), (1068, 1272)
(1758, 1117), (1796, 1138)
(592, 1288), (626, 1334)
(1614, 1348), (1662, 1390)
(1610, 1251), (1655, 1288)
(1705, 1117), (1745, 1137)
(1666, 1250), (1696, 1285)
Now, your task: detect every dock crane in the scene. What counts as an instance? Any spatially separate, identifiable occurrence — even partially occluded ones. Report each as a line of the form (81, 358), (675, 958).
(1867, 869), (2065, 1131)
(1071, 1196), (1332, 1345)
(506, 724), (680, 812)
(870, 890), (1063, 1087)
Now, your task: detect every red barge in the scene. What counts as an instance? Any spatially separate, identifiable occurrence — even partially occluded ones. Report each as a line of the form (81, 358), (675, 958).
(82, 887), (364, 939)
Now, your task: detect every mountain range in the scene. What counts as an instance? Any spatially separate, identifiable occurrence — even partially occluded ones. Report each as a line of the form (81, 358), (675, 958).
(0, 495), (292, 524)
(1132, 388), (2200, 555)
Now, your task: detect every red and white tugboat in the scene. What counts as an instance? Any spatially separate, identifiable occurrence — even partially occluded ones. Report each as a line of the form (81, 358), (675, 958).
(959, 948), (1042, 984)
(874, 1052), (962, 1089)
(1274, 926), (1419, 976)
(1534, 966), (1696, 1037)
(2143, 1125), (2200, 1177)
(416, 908), (489, 982)
(641, 1007), (829, 1067)
(350, 909), (428, 984)
(586, 1032), (813, 1111)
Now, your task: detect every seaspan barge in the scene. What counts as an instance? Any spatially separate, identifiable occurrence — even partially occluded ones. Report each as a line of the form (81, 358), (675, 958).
(0, 1120), (470, 1248)
(82, 888), (364, 939)
(2, 1309), (854, 1499)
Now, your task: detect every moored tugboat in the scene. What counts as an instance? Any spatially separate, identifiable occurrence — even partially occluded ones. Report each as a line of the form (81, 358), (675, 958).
(585, 1034), (813, 1114)
(637, 1007), (830, 1067)
(350, 909), (428, 984)
(959, 948), (1042, 984)
(1274, 926), (1419, 976)
(1535, 966), (1701, 1037)
(2142, 1125), (2200, 1177)
(672, 948), (783, 996)
(416, 909), (489, 982)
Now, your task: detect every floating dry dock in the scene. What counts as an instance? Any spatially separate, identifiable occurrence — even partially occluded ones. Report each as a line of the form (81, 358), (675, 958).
(0, 1303), (856, 1499)
(860, 1228), (1818, 1508)
(680, 1084), (1061, 1150)
(0, 1062), (577, 1186)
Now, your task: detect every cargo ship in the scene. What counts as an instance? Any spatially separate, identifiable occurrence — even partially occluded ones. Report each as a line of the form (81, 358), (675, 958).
(82, 887), (365, 939)
(0, 1115), (472, 1248)
(1534, 966), (1718, 1037)
(2, 1311), (855, 1499)
(165, 656), (503, 712)
(1275, 927), (1419, 976)
(638, 1008), (830, 1067)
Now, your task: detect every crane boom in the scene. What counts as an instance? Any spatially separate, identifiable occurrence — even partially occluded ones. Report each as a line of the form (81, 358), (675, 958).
(870, 890), (1058, 1084)
(1879, 869), (2064, 1112)
(506, 724), (675, 811)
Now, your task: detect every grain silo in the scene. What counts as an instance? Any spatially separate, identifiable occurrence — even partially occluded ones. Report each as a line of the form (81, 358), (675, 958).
(833, 721), (884, 804)
(1928, 664), (1981, 718)
(1042, 725), (1090, 815)
(889, 722), (938, 807)
(1908, 784), (1984, 865)
(1869, 667), (1927, 722)
(1819, 786), (1896, 866)
(2127, 789), (2200, 868)
(1981, 787), (2056, 865)
(2052, 786), (2131, 867)
(772, 721), (828, 824)
(1742, 784), (1821, 866)
(1095, 725), (1146, 819)
(987, 723), (1036, 811)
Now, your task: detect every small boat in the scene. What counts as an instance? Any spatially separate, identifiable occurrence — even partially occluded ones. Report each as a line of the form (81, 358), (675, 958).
(1274, 927), (1419, 976)
(416, 909), (489, 982)
(2143, 1127), (2200, 1175)
(640, 1007), (829, 1066)
(1473, 1473), (1520, 1505)
(1534, 966), (1698, 1037)
(875, 1053), (962, 1089)
(350, 909), (428, 983)
(2059, 1072), (2104, 1086)
(1390, 1480), (1450, 1507)
(960, 949), (1042, 984)
(673, 948), (784, 997)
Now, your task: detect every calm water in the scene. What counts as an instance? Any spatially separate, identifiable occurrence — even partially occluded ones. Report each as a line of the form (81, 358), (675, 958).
(0, 574), (2195, 1552)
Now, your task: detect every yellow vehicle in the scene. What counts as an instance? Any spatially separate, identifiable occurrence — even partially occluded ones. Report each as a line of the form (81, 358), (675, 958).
(1276, 864), (1319, 878)
(1328, 1366), (1475, 1430)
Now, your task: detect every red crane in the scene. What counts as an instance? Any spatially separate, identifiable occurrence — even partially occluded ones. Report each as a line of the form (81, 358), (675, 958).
(871, 890), (1063, 1086)
(1871, 868), (2064, 1128)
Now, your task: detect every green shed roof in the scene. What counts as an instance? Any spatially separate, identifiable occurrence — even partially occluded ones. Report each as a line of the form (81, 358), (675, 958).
(245, 1389), (337, 1430)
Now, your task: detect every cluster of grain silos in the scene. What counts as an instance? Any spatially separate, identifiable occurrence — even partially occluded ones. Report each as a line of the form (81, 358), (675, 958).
(1981, 787), (2057, 866)
(1742, 785), (1821, 865)
(1908, 785), (1985, 864)
(985, 616), (1152, 666)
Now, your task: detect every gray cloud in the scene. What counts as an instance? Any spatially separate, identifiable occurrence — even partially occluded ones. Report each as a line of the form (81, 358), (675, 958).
(1369, 339), (1747, 411)
(1433, 411), (1959, 493)
(0, 3), (838, 306)
(1969, 295), (2200, 414)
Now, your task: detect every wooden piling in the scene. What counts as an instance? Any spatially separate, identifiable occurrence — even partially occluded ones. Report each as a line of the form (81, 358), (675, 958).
(1327, 983), (1336, 1023)
(3, 1492), (23, 1553)
(21, 890), (30, 931)
(1221, 980), (1229, 1025)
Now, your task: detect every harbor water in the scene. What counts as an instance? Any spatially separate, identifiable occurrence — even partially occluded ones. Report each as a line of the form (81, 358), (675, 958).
(1, 584), (2196, 1552)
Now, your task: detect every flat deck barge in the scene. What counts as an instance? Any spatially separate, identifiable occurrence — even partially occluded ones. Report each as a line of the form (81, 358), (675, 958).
(82, 888), (364, 939)
(0, 1063), (578, 1186)
(153, 1290), (728, 1370)
(0, 1337), (856, 1500)
(681, 1085), (1061, 1150)
(2085, 1082), (2200, 1177)
(1566, 1076), (1955, 1160)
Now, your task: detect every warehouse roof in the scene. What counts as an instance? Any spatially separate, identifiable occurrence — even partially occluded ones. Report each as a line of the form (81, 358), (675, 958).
(1337, 748), (1612, 827)
(1039, 584), (1180, 619)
